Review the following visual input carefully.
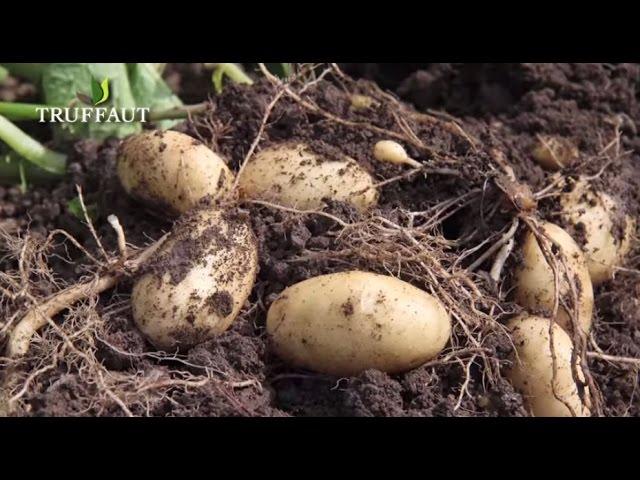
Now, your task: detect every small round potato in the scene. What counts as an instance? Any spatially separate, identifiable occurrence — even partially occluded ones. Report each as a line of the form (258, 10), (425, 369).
(266, 271), (452, 376)
(558, 176), (635, 285)
(131, 208), (258, 351)
(506, 314), (590, 417)
(237, 143), (378, 212)
(117, 130), (233, 215)
(513, 222), (594, 334)
(531, 135), (579, 171)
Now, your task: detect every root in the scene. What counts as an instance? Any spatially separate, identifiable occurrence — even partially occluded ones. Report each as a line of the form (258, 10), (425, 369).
(6, 233), (168, 358)
(489, 235), (515, 285)
(107, 215), (127, 259)
(232, 87), (287, 191)
(76, 185), (109, 263)
(468, 218), (519, 273)
(587, 352), (640, 367)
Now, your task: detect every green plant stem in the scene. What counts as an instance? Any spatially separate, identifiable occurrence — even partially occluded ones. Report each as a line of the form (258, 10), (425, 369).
(0, 115), (66, 175)
(147, 102), (208, 121)
(212, 63), (254, 93)
(220, 63), (253, 84)
(0, 101), (51, 120)
(0, 153), (56, 184)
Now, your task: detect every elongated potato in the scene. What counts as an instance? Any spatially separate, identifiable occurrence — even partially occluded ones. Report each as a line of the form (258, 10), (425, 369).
(506, 315), (590, 417)
(558, 176), (635, 285)
(238, 143), (378, 212)
(117, 130), (233, 214)
(266, 271), (451, 376)
(513, 222), (593, 334)
(131, 208), (258, 350)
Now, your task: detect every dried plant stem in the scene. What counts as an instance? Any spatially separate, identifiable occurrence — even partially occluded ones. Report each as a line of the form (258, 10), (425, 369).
(76, 185), (109, 263)
(587, 352), (640, 366)
(232, 88), (286, 191)
(245, 199), (353, 228)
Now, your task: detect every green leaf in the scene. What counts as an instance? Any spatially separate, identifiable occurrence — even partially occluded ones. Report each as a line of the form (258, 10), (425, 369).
(265, 63), (293, 79)
(67, 196), (98, 222)
(0, 65), (8, 84)
(128, 63), (183, 129)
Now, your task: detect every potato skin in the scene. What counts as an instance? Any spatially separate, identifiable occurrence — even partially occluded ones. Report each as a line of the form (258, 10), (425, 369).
(513, 222), (594, 335)
(117, 130), (233, 215)
(559, 176), (635, 285)
(266, 271), (451, 376)
(531, 135), (578, 171)
(131, 209), (258, 350)
(238, 143), (378, 212)
(506, 315), (590, 417)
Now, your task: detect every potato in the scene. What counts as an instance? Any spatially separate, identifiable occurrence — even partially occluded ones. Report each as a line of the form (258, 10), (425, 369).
(350, 94), (379, 110)
(531, 135), (579, 170)
(558, 176), (635, 285)
(506, 314), (590, 417)
(117, 130), (233, 215)
(266, 271), (451, 376)
(131, 208), (258, 350)
(373, 140), (422, 168)
(513, 222), (594, 334)
(237, 143), (378, 212)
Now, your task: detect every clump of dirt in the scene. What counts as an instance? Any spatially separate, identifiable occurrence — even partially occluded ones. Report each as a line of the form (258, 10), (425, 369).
(2, 63), (640, 417)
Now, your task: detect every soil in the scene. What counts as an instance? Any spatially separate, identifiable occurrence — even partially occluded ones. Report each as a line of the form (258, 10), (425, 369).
(1, 63), (639, 416)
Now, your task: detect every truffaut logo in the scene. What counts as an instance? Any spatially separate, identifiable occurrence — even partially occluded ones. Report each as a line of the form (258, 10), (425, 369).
(90, 77), (110, 105)
(36, 77), (149, 124)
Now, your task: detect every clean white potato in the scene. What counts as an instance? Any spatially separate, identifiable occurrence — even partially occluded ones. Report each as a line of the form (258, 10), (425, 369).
(531, 135), (579, 171)
(513, 222), (594, 334)
(117, 130), (233, 214)
(558, 176), (635, 285)
(266, 271), (451, 376)
(238, 143), (378, 212)
(131, 208), (258, 350)
(506, 314), (590, 417)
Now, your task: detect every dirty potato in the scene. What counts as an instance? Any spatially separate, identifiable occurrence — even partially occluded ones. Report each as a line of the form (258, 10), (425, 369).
(513, 222), (594, 334)
(117, 130), (233, 215)
(131, 208), (258, 350)
(237, 142), (378, 212)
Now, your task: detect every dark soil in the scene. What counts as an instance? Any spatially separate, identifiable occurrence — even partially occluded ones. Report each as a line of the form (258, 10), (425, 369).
(346, 63), (640, 416)
(2, 63), (639, 416)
